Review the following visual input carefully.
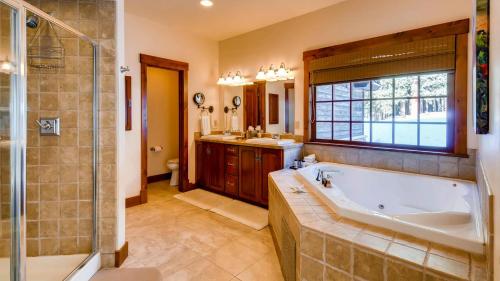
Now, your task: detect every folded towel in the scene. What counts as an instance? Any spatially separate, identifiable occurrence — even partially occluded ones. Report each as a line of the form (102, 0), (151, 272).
(231, 115), (239, 131)
(304, 154), (316, 163)
(201, 114), (211, 136)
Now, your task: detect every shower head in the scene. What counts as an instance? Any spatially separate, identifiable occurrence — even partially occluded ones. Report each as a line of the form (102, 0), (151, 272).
(26, 15), (39, 29)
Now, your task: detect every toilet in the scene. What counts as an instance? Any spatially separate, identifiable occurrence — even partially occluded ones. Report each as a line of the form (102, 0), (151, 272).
(167, 159), (179, 186)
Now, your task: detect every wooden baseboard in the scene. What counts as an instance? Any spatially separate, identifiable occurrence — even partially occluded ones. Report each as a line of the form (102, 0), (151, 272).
(125, 195), (141, 208)
(147, 172), (172, 184)
(115, 241), (128, 267)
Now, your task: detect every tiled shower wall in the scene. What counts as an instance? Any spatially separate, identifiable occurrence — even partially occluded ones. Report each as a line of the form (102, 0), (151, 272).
(0, 4), (12, 258)
(304, 144), (477, 181)
(3, 0), (117, 265)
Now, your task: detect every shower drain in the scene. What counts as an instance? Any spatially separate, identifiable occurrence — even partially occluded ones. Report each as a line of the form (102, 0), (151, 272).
(378, 204), (385, 210)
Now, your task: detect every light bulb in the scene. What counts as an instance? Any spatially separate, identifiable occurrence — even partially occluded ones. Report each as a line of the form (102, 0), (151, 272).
(217, 76), (226, 85)
(233, 71), (242, 84)
(256, 66), (266, 80)
(200, 0), (213, 7)
(266, 65), (276, 81)
(286, 69), (294, 80)
(276, 63), (288, 79)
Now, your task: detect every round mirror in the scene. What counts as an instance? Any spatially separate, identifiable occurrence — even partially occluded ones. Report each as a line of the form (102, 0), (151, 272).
(193, 92), (205, 107)
(232, 96), (242, 108)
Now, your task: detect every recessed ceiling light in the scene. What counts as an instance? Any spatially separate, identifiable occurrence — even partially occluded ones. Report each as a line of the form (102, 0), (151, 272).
(200, 0), (213, 7)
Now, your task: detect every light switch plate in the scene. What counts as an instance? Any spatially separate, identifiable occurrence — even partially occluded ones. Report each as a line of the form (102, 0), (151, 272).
(38, 118), (60, 136)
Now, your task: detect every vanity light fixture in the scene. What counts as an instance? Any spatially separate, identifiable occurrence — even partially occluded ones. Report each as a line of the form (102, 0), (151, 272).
(256, 62), (294, 81)
(200, 0), (214, 7)
(217, 71), (253, 86)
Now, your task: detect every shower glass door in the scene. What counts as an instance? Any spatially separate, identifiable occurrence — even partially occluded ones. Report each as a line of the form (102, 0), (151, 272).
(0, 1), (98, 280)
(0, 1), (22, 281)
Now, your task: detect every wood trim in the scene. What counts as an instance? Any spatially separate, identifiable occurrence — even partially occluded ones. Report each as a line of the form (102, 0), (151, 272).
(303, 61), (310, 141)
(125, 195), (141, 208)
(139, 53), (190, 208)
(147, 172), (172, 184)
(140, 54), (189, 71)
(303, 19), (470, 61)
(453, 33), (468, 155)
(284, 83), (294, 133)
(125, 76), (132, 131)
(115, 241), (128, 267)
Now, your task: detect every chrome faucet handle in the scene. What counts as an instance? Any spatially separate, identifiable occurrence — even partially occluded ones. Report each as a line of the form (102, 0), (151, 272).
(35, 119), (52, 129)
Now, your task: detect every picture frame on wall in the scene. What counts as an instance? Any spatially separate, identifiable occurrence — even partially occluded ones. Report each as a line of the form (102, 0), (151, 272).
(475, 0), (490, 134)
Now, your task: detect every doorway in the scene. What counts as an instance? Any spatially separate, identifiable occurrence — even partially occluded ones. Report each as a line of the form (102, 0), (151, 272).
(139, 54), (189, 204)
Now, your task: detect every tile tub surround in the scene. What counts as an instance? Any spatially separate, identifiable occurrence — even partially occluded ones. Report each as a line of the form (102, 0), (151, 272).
(304, 144), (477, 181)
(22, 0), (118, 266)
(268, 169), (489, 281)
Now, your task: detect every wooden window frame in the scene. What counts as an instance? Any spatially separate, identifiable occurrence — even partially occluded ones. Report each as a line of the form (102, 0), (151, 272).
(303, 19), (470, 156)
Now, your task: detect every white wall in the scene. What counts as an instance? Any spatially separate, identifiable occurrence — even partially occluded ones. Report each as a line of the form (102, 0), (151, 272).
(115, 0), (126, 252)
(122, 12), (219, 198)
(478, 0), (500, 279)
(219, 0), (477, 148)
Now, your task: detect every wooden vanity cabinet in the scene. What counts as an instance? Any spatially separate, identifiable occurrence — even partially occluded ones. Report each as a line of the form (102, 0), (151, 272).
(195, 141), (286, 207)
(239, 147), (283, 205)
(196, 142), (225, 192)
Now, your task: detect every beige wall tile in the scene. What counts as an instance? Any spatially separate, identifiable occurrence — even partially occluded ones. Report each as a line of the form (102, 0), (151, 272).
(325, 236), (351, 273)
(353, 248), (384, 281)
(301, 228), (324, 261)
(300, 254), (323, 281)
(386, 259), (423, 281)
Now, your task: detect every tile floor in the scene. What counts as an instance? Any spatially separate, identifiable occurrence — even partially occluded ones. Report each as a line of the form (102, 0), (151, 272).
(122, 180), (284, 281)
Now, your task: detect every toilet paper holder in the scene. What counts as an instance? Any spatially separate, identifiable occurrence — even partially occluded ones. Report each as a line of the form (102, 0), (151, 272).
(150, 146), (163, 152)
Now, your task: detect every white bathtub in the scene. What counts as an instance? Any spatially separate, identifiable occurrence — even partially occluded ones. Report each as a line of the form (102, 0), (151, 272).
(296, 162), (485, 254)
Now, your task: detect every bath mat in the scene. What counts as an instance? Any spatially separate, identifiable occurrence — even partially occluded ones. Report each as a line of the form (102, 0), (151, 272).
(174, 188), (233, 210)
(211, 200), (269, 230)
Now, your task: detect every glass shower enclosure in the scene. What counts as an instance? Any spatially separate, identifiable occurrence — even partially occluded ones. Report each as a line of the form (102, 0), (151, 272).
(0, 0), (98, 280)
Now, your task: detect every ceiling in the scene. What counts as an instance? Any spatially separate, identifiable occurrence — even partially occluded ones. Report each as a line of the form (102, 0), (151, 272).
(125, 0), (346, 41)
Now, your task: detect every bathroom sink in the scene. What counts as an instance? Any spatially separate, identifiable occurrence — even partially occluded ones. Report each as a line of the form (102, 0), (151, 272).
(245, 138), (295, 146)
(200, 134), (238, 141)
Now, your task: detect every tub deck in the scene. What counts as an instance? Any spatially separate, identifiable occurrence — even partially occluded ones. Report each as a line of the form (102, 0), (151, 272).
(268, 169), (488, 281)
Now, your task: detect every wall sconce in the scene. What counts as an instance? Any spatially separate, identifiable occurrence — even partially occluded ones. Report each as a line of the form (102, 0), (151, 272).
(217, 71), (253, 86)
(256, 62), (294, 81)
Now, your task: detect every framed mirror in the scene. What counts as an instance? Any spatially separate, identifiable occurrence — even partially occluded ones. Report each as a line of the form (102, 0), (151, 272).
(232, 96), (242, 108)
(221, 80), (295, 134)
(193, 92), (205, 107)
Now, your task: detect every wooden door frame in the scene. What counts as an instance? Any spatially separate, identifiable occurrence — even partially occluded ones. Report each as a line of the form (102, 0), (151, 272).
(284, 82), (294, 133)
(136, 53), (189, 206)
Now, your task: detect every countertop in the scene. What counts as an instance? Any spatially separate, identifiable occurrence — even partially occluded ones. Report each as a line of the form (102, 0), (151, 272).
(196, 138), (303, 150)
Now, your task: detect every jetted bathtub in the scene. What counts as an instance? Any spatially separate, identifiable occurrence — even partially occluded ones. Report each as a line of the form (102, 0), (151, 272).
(296, 162), (485, 254)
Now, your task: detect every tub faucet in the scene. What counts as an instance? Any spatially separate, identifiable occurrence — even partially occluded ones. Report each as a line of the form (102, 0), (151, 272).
(316, 169), (337, 188)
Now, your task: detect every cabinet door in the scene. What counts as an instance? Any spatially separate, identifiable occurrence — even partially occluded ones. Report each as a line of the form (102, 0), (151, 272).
(195, 142), (204, 186)
(239, 147), (261, 202)
(260, 149), (283, 205)
(208, 143), (225, 192)
(198, 142), (211, 187)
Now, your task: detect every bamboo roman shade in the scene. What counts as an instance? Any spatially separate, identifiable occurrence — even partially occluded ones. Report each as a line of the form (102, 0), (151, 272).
(309, 35), (456, 84)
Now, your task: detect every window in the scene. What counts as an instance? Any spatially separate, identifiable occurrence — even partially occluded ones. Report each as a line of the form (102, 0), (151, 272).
(313, 72), (452, 150)
(304, 20), (469, 155)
